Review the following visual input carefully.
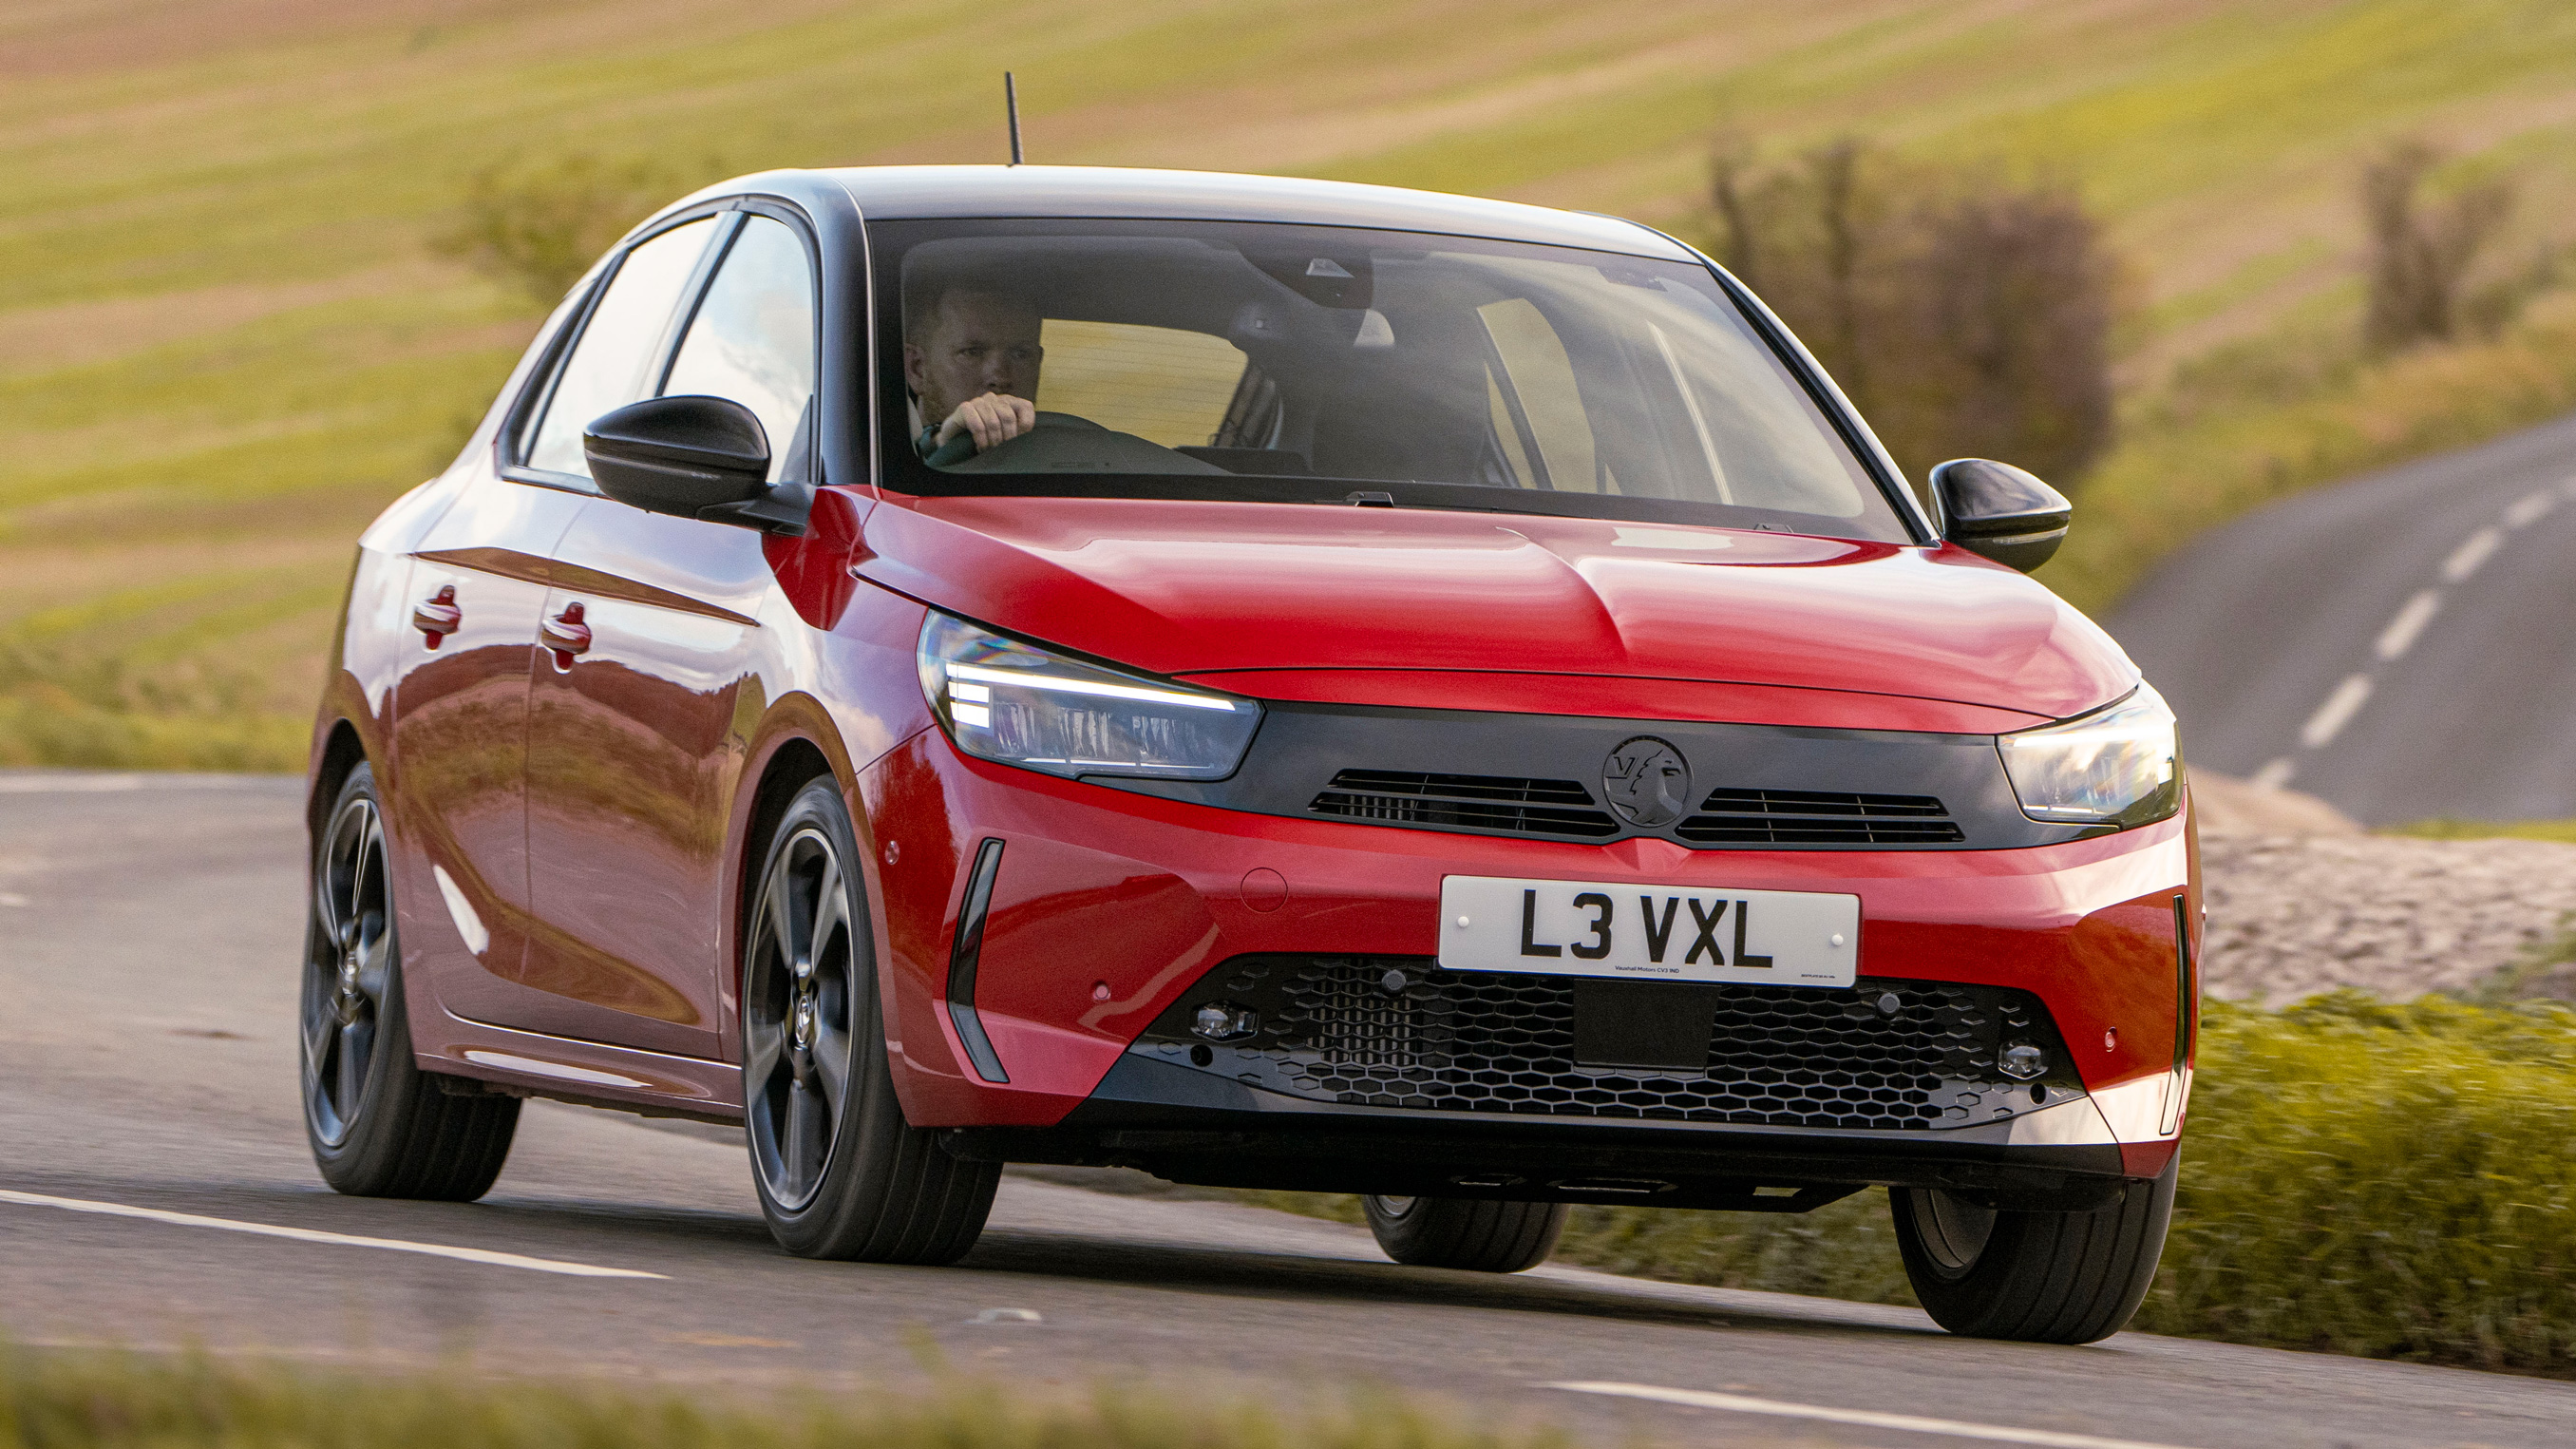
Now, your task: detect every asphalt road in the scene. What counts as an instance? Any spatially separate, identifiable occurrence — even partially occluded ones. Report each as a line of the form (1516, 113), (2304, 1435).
(2106, 409), (2576, 825)
(4, 772), (2573, 1448)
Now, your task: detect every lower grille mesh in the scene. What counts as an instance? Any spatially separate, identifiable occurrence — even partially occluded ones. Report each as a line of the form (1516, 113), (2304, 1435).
(1135, 957), (2080, 1132)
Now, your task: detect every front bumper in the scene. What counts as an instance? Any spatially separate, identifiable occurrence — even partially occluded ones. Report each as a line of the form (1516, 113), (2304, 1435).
(856, 725), (2197, 1197)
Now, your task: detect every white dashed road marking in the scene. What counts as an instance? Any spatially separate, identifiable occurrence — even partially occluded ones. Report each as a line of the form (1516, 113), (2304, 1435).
(2249, 756), (2297, 790)
(2373, 588), (2441, 660)
(2440, 525), (2502, 582)
(1545, 1382), (2206, 1449)
(0, 1189), (665, 1279)
(2299, 673), (2372, 750)
(2503, 489), (2554, 528)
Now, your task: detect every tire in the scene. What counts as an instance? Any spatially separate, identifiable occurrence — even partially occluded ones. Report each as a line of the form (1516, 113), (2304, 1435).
(1362, 1194), (1567, 1273)
(302, 762), (521, 1199)
(742, 776), (998, 1262)
(1890, 1153), (2179, 1344)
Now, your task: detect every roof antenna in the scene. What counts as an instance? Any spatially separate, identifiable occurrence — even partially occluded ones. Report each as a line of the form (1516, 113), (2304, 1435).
(1004, 72), (1024, 165)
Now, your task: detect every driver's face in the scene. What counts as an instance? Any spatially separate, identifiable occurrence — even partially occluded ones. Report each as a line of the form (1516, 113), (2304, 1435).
(905, 292), (1043, 423)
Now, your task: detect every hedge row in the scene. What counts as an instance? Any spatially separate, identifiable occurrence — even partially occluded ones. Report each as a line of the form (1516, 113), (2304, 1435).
(1247, 993), (2576, 1376)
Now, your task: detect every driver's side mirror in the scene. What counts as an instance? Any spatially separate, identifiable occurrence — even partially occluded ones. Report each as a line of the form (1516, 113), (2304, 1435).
(583, 395), (810, 535)
(1931, 458), (2070, 573)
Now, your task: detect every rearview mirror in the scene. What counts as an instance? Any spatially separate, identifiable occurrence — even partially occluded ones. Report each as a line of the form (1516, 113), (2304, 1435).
(1930, 458), (2071, 573)
(583, 395), (809, 534)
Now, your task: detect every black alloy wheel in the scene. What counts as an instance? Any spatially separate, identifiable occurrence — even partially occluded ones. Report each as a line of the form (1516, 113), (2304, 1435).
(1889, 1153), (2179, 1344)
(301, 763), (519, 1198)
(744, 812), (858, 1211)
(741, 777), (997, 1262)
(1361, 1193), (1567, 1273)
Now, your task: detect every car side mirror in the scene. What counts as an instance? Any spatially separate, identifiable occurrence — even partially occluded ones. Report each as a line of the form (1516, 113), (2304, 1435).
(583, 395), (810, 534)
(1931, 458), (2071, 573)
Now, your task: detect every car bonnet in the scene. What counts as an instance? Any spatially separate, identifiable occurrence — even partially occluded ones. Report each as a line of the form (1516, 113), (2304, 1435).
(854, 495), (2135, 726)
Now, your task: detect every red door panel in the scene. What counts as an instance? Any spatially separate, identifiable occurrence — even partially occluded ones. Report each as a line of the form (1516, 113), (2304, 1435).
(387, 481), (590, 1025)
(518, 503), (772, 1058)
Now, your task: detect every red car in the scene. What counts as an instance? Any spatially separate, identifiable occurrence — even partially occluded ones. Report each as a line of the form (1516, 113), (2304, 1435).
(304, 165), (2195, 1344)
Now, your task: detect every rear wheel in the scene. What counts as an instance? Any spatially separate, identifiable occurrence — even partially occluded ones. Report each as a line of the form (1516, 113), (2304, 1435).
(742, 777), (997, 1262)
(1362, 1193), (1567, 1273)
(1890, 1154), (2178, 1344)
(302, 763), (520, 1199)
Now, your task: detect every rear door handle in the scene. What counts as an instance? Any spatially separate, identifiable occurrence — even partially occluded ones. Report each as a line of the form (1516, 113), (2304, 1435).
(412, 585), (461, 647)
(541, 601), (592, 666)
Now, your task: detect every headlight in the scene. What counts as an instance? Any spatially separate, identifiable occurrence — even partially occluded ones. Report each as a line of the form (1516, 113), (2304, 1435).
(1998, 683), (2180, 827)
(916, 611), (1261, 780)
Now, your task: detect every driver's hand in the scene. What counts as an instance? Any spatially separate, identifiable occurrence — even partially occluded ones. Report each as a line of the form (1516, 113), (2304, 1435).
(936, 392), (1036, 453)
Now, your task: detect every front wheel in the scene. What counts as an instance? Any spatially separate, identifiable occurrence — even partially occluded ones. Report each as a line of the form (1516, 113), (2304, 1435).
(741, 777), (997, 1262)
(1890, 1154), (2178, 1344)
(1362, 1194), (1567, 1273)
(302, 762), (520, 1199)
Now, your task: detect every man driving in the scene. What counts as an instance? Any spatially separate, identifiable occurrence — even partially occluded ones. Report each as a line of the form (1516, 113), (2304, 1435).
(904, 285), (1043, 459)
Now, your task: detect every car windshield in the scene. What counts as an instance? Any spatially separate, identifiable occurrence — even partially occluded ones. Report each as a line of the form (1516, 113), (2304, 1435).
(870, 219), (1913, 541)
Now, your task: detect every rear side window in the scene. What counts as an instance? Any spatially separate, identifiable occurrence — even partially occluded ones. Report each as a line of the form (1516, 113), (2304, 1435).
(523, 217), (718, 477)
(661, 216), (817, 482)
(1035, 320), (1247, 448)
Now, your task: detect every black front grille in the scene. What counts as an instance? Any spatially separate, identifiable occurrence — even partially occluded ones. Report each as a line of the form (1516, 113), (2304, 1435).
(1676, 789), (1965, 845)
(1309, 770), (1618, 838)
(1136, 956), (2081, 1132)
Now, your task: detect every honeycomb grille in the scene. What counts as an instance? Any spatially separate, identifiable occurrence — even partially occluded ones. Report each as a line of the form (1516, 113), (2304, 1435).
(1134, 956), (2080, 1132)
(1676, 789), (1964, 845)
(1309, 770), (1618, 838)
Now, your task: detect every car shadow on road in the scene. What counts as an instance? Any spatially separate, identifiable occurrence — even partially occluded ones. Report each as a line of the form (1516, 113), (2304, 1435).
(958, 1227), (1939, 1344)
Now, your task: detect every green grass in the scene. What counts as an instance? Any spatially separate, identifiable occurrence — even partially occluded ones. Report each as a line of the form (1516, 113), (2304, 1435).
(12, 0), (2576, 764)
(0, 1346), (1566, 1449)
(1246, 995), (2576, 1377)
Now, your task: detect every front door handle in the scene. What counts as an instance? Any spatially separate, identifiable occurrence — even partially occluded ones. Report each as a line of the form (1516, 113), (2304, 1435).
(412, 585), (461, 647)
(542, 601), (592, 668)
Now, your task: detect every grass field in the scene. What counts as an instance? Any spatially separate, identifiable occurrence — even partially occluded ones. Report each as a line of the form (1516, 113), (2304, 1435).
(10, 0), (2576, 766)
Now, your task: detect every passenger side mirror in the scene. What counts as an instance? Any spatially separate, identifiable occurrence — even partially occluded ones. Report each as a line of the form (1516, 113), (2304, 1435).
(583, 395), (810, 534)
(1931, 459), (2071, 573)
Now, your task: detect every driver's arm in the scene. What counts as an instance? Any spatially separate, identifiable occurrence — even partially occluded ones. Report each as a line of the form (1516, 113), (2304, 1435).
(922, 392), (1035, 460)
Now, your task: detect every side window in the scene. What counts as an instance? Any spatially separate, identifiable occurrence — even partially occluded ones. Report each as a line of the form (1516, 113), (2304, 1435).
(522, 217), (719, 477)
(661, 216), (818, 482)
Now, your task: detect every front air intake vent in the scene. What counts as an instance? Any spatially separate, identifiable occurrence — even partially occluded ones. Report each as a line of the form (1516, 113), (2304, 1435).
(1677, 789), (1965, 845)
(1310, 770), (1619, 838)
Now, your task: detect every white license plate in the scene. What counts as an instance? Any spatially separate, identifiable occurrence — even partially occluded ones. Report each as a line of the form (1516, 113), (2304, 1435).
(1437, 874), (1859, 986)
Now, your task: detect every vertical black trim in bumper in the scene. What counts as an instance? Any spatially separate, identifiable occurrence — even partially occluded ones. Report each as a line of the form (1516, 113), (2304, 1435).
(946, 837), (1009, 1083)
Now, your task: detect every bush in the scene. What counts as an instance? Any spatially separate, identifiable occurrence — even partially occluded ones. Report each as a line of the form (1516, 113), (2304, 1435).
(435, 155), (697, 308)
(2361, 139), (2518, 353)
(1702, 138), (2121, 487)
(1244, 994), (2576, 1376)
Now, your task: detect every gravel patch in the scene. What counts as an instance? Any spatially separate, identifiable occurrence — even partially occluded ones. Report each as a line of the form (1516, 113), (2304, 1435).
(2202, 832), (2576, 1003)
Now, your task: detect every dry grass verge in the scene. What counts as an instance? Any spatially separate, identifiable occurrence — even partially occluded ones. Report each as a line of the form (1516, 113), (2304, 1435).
(0, 1346), (1564, 1449)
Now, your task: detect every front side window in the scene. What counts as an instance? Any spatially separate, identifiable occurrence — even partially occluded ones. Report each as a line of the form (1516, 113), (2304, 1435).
(522, 216), (719, 478)
(662, 215), (818, 482)
(873, 219), (1908, 539)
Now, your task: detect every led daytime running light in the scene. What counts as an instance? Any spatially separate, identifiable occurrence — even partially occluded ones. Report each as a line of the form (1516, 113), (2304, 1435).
(945, 661), (1246, 713)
